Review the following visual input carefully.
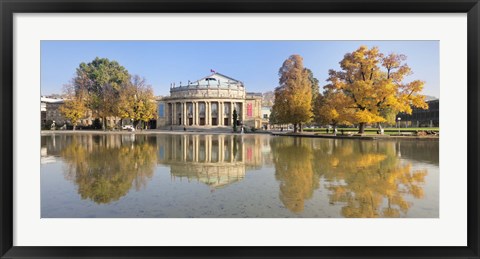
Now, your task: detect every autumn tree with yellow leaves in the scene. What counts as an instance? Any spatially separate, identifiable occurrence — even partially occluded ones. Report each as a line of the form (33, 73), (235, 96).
(59, 84), (87, 130)
(313, 88), (353, 131)
(270, 137), (319, 213)
(325, 46), (428, 133)
(60, 57), (157, 131)
(272, 55), (313, 132)
(117, 75), (157, 129)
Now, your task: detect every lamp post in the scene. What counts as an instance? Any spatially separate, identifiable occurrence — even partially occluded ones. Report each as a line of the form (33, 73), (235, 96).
(397, 117), (401, 135)
(134, 94), (138, 129)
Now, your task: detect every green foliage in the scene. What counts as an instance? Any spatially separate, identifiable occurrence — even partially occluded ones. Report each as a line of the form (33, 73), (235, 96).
(42, 120), (53, 130)
(305, 68), (320, 103)
(74, 57), (131, 130)
(232, 109), (238, 132)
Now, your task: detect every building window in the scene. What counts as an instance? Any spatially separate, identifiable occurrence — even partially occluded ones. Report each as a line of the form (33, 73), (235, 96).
(199, 103), (205, 116)
(188, 103), (193, 117)
(158, 103), (165, 117)
(212, 103), (218, 116)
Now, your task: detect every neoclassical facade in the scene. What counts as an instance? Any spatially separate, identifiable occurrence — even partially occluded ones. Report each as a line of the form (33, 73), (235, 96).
(156, 134), (266, 188)
(156, 72), (262, 129)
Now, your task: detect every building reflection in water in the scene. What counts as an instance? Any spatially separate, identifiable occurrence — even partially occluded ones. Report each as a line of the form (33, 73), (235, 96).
(41, 133), (435, 217)
(156, 134), (266, 189)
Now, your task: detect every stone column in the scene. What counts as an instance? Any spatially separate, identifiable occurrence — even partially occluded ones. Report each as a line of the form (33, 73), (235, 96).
(183, 135), (187, 161)
(219, 135), (224, 161)
(206, 135), (211, 162)
(194, 135), (199, 162)
(172, 102), (176, 125)
(230, 135), (234, 162)
(183, 102), (187, 126)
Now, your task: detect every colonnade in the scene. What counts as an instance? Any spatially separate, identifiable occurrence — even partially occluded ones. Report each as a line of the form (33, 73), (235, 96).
(167, 100), (244, 126)
(165, 135), (244, 163)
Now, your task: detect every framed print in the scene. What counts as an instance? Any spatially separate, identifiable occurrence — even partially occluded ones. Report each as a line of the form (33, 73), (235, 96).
(1, 0), (479, 258)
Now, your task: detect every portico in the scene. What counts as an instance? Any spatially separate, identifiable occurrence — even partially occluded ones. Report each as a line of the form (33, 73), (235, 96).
(167, 100), (245, 126)
(156, 72), (262, 129)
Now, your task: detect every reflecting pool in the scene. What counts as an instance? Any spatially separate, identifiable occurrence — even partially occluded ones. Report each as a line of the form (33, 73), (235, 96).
(41, 133), (439, 218)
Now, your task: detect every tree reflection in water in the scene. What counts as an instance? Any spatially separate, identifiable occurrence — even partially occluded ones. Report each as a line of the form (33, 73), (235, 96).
(47, 133), (431, 217)
(270, 137), (319, 213)
(271, 137), (427, 217)
(61, 134), (157, 204)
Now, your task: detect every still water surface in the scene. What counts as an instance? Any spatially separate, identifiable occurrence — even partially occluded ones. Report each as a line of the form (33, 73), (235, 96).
(41, 133), (439, 218)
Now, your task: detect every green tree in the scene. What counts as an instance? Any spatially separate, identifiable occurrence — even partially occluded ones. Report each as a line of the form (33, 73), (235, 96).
(74, 57), (131, 130)
(271, 55), (313, 132)
(232, 109), (238, 132)
(305, 68), (320, 105)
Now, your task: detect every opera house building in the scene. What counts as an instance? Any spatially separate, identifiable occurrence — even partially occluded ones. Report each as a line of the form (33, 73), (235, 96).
(156, 72), (263, 129)
(157, 134), (269, 189)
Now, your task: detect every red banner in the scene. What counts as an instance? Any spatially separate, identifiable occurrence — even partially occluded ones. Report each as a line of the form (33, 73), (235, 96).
(247, 103), (253, 117)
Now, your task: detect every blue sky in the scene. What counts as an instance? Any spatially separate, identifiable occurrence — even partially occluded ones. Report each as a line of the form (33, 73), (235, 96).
(41, 41), (439, 98)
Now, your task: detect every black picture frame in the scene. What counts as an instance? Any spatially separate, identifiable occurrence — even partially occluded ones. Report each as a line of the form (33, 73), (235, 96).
(1, 0), (479, 258)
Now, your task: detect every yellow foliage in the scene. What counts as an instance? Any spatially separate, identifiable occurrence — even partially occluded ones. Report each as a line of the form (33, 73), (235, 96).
(324, 46), (429, 128)
(59, 85), (87, 129)
(272, 55), (313, 127)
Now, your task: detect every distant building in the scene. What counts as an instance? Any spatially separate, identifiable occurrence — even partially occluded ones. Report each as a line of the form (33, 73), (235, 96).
(156, 72), (263, 129)
(397, 99), (439, 127)
(41, 96), (121, 129)
(261, 106), (271, 129)
(41, 97), (66, 125)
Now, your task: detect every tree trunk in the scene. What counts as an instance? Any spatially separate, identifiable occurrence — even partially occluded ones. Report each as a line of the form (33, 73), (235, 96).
(73, 125), (76, 131)
(102, 116), (106, 131)
(358, 122), (366, 134)
(293, 123), (297, 133)
(299, 122), (302, 132)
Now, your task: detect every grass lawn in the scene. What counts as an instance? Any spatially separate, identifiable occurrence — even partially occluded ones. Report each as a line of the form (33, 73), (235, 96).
(303, 127), (439, 134)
